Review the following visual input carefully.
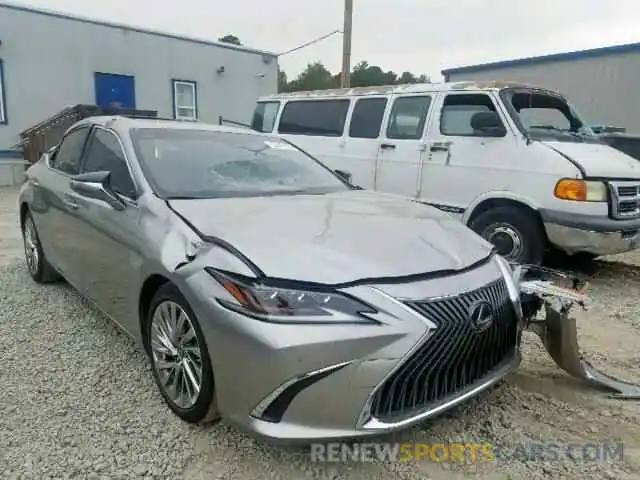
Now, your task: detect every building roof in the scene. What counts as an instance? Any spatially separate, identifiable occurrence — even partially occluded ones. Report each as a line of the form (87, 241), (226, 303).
(0, 0), (277, 57)
(441, 41), (640, 77)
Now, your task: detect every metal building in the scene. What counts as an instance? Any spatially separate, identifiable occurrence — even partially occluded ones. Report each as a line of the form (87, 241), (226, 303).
(0, 1), (278, 184)
(442, 42), (640, 135)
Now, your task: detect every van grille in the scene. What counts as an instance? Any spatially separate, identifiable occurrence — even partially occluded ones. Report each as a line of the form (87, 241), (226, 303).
(369, 279), (519, 422)
(609, 182), (640, 219)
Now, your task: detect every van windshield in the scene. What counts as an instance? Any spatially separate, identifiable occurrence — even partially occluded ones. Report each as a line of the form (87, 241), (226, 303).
(500, 89), (601, 143)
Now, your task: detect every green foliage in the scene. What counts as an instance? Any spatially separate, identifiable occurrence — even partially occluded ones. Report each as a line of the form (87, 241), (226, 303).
(279, 60), (430, 93)
(218, 35), (242, 46)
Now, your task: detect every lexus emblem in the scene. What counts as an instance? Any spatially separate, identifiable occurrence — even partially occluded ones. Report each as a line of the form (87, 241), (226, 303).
(469, 300), (494, 332)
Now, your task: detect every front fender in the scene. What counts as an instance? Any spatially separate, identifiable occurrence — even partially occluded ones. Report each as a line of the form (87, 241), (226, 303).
(462, 191), (541, 224)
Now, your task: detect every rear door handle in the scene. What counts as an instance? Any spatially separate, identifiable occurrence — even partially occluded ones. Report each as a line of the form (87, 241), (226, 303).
(380, 143), (396, 150)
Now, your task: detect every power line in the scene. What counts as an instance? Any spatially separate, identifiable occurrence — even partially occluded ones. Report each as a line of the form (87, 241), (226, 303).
(277, 29), (342, 57)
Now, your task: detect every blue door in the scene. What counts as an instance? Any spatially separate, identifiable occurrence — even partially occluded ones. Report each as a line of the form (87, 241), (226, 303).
(94, 73), (136, 109)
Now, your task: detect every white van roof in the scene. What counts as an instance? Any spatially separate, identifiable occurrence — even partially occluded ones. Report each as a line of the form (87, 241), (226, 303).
(258, 80), (560, 101)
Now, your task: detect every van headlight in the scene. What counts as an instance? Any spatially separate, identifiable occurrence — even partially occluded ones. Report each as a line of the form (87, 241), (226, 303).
(554, 179), (607, 202)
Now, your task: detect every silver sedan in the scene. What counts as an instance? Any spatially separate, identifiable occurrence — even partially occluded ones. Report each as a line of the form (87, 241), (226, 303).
(17, 116), (522, 443)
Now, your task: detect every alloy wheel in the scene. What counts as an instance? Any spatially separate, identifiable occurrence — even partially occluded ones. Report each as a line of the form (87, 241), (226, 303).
(23, 217), (40, 276)
(150, 300), (204, 410)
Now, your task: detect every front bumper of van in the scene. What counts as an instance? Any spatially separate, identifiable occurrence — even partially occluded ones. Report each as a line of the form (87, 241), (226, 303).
(540, 209), (640, 256)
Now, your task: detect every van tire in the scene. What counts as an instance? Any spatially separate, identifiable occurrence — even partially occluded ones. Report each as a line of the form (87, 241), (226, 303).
(469, 206), (546, 265)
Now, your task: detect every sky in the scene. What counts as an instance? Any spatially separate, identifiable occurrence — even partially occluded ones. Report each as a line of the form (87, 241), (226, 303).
(8, 0), (640, 81)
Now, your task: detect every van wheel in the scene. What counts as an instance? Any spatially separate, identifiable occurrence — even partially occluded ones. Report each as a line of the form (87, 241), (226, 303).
(469, 206), (545, 265)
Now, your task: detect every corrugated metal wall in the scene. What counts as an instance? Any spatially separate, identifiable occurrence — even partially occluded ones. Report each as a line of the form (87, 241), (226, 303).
(0, 4), (278, 151)
(445, 50), (640, 134)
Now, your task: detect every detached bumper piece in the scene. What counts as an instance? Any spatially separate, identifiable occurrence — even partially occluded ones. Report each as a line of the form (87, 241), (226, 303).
(518, 265), (640, 400)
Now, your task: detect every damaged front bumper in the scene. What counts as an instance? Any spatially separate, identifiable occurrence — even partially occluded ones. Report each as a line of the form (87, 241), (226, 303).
(514, 263), (640, 399)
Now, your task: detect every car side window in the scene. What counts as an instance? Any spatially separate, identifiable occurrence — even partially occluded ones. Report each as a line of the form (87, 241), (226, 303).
(386, 96), (432, 140)
(441, 94), (503, 136)
(51, 128), (90, 175)
(82, 129), (137, 198)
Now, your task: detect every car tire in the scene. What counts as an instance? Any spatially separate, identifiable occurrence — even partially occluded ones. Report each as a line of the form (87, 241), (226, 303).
(145, 283), (220, 424)
(469, 206), (546, 265)
(21, 210), (61, 283)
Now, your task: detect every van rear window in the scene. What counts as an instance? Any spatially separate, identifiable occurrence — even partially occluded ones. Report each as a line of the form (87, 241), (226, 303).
(252, 101), (280, 133)
(278, 100), (350, 137)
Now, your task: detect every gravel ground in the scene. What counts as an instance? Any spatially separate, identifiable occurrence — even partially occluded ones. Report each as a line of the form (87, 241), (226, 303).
(1, 186), (639, 479)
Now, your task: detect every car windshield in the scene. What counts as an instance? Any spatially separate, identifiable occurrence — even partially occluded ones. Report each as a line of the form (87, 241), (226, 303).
(500, 89), (601, 143)
(129, 128), (349, 199)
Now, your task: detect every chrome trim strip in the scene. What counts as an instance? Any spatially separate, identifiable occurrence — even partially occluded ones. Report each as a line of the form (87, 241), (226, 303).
(494, 255), (523, 323)
(360, 352), (520, 430)
(250, 361), (352, 419)
(368, 286), (438, 329)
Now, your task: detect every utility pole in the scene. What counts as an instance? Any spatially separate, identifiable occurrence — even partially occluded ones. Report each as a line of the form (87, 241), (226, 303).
(340, 0), (353, 88)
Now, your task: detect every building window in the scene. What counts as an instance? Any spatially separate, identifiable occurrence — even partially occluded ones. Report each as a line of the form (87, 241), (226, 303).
(0, 60), (6, 124)
(172, 80), (198, 121)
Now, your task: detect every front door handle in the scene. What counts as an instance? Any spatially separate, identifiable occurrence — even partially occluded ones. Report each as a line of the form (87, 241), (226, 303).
(430, 142), (451, 152)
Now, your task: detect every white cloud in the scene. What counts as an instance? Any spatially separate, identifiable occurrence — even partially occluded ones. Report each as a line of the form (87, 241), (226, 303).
(9, 0), (640, 80)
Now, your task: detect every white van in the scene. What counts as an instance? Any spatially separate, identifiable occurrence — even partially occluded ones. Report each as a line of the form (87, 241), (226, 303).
(252, 81), (640, 265)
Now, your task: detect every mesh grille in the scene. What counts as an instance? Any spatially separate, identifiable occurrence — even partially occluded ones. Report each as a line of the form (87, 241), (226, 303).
(370, 279), (519, 421)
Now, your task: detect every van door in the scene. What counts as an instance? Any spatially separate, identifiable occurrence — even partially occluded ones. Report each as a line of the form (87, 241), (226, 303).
(421, 91), (517, 215)
(374, 94), (433, 197)
(342, 96), (389, 189)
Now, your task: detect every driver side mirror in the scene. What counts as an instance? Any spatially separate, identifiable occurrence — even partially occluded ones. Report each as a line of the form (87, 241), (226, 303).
(470, 111), (507, 137)
(69, 171), (126, 211)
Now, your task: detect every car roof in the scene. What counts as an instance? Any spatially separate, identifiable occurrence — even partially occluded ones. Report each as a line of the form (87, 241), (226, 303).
(258, 80), (560, 101)
(74, 116), (260, 136)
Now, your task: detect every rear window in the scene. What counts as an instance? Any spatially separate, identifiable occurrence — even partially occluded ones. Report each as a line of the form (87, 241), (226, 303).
(251, 101), (280, 133)
(278, 100), (350, 137)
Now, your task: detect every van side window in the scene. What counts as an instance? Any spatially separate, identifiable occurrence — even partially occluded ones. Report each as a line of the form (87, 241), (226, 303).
(278, 100), (350, 137)
(251, 101), (280, 133)
(349, 98), (387, 139)
(386, 96), (431, 140)
(441, 94), (503, 136)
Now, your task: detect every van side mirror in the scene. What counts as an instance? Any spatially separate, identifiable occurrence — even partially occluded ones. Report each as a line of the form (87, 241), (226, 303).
(470, 111), (507, 137)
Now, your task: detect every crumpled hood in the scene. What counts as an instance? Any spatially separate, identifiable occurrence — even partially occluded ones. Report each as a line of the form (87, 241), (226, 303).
(168, 190), (494, 285)
(541, 140), (640, 178)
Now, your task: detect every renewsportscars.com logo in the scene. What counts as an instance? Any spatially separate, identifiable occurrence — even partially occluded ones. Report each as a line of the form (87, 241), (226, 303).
(310, 442), (625, 464)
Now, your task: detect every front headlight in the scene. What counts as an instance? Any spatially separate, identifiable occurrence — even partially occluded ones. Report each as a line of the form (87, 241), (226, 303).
(206, 268), (379, 324)
(554, 178), (607, 202)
